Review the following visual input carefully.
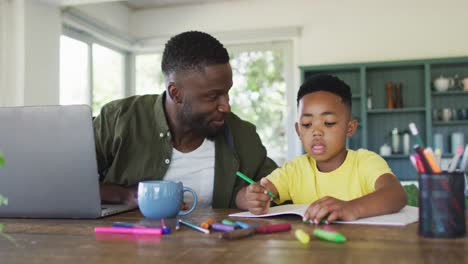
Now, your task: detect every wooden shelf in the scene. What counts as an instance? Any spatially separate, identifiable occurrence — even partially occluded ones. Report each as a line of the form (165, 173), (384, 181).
(433, 120), (468, 126)
(367, 107), (426, 114)
(381, 154), (410, 159)
(432, 91), (468, 96)
(300, 56), (468, 181)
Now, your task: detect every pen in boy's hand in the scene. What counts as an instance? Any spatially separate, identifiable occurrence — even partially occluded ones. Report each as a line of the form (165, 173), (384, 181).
(236, 171), (276, 199)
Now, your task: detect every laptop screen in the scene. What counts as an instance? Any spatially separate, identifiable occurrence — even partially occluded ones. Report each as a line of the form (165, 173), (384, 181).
(0, 105), (102, 218)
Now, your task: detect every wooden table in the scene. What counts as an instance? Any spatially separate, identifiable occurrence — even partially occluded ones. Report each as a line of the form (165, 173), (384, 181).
(0, 208), (467, 264)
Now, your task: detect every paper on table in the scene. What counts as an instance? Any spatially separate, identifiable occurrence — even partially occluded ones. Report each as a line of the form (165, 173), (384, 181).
(229, 204), (419, 226)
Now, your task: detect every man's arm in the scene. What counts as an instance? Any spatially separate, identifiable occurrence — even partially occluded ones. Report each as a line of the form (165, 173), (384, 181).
(100, 183), (138, 207)
(93, 104), (137, 205)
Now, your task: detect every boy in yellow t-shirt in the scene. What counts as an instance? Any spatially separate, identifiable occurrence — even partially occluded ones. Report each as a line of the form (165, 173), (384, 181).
(235, 75), (407, 224)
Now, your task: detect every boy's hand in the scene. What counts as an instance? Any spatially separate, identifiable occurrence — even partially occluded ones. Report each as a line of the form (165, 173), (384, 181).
(244, 177), (274, 215)
(303, 196), (359, 224)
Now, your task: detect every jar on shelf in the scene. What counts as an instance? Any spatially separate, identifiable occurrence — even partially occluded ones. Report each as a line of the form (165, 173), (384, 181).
(395, 83), (403, 108)
(386, 81), (395, 109)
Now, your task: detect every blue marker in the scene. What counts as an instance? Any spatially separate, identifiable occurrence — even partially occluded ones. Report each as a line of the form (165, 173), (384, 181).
(234, 221), (251, 229)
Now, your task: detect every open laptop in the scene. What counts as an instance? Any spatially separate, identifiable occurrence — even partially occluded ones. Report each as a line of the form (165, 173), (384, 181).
(0, 105), (137, 218)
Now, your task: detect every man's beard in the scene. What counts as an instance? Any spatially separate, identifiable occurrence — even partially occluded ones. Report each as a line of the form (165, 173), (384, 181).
(180, 105), (222, 141)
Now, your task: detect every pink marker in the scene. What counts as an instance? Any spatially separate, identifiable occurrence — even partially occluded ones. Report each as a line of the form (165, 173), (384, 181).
(322, 225), (337, 232)
(94, 226), (162, 235)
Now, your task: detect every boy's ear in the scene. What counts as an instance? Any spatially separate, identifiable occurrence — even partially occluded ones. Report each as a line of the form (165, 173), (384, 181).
(346, 119), (358, 137)
(294, 122), (301, 139)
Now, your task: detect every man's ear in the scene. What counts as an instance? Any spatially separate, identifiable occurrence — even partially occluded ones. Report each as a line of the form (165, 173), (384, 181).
(167, 82), (182, 104)
(346, 119), (358, 137)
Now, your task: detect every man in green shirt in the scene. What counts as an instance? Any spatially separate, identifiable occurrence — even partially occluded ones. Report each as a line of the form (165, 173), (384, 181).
(94, 31), (278, 208)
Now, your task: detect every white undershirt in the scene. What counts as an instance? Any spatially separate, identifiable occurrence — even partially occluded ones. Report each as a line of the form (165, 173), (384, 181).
(163, 139), (215, 208)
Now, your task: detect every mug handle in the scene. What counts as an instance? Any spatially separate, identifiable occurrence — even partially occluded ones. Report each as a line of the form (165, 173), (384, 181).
(179, 187), (197, 216)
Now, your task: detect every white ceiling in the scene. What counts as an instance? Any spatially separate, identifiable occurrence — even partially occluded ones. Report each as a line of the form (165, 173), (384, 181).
(39, 0), (239, 9)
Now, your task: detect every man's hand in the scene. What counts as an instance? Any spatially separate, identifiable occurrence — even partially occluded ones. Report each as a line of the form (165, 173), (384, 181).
(303, 196), (359, 224)
(99, 184), (138, 207)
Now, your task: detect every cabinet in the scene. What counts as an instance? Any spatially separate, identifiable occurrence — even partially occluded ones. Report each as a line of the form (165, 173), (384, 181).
(300, 57), (468, 180)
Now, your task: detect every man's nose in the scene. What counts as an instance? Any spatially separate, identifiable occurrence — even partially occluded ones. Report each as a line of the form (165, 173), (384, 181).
(218, 95), (231, 113)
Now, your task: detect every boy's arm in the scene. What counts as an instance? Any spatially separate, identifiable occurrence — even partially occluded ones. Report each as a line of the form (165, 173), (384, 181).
(305, 173), (407, 223)
(235, 178), (279, 214)
(347, 173), (407, 219)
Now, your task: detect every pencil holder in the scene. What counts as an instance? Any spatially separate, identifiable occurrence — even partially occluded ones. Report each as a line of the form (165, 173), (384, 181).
(418, 172), (465, 238)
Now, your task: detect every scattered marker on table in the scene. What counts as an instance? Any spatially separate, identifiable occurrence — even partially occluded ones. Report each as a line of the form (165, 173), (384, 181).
(234, 220), (251, 229)
(322, 225), (337, 232)
(295, 229), (310, 244)
(200, 218), (215, 229)
(179, 219), (210, 234)
(212, 223), (236, 232)
(112, 222), (146, 228)
(94, 226), (162, 235)
(221, 219), (236, 226)
(313, 228), (347, 243)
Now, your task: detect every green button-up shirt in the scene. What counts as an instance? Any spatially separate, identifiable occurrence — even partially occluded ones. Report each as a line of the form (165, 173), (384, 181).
(93, 93), (278, 208)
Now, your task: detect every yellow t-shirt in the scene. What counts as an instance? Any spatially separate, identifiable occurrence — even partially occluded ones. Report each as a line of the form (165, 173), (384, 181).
(267, 149), (393, 204)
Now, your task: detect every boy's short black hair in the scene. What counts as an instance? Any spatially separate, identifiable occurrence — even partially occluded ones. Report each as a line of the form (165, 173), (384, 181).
(297, 74), (352, 111)
(161, 31), (229, 76)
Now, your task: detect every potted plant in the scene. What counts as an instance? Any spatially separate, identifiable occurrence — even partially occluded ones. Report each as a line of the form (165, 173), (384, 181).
(0, 149), (6, 206)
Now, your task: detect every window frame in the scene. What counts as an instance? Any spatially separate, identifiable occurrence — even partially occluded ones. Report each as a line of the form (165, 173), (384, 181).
(61, 26), (132, 110)
(225, 41), (299, 162)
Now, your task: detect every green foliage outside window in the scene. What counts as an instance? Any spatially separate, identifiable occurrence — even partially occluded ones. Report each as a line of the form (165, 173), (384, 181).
(229, 50), (287, 164)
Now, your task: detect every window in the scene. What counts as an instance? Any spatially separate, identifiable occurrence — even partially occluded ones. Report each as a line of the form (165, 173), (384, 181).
(60, 32), (128, 116)
(60, 36), (89, 105)
(92, 44), (125, 116)
(135, 53), (165, 95)
(228, 44), (289, 165)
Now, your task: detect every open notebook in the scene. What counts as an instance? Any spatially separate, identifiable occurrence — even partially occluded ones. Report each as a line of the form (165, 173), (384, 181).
(229, 204), (419, 226)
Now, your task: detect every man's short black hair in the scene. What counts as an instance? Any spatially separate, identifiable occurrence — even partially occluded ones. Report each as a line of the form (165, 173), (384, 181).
(297, 74), (352, 110)
(161, 31), (229, 76)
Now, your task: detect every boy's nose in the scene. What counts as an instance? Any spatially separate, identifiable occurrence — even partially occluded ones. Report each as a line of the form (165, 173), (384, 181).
(311, 126), (324, 137)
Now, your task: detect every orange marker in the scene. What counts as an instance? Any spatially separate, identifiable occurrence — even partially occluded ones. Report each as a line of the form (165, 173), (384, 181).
(423, 148), (442, 173)
(200, 218), (215, 229)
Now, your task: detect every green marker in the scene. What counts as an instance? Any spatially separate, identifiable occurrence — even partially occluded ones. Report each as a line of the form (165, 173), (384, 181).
(236, 171), (276, 199)
(221, 219), (236, 226)
(303, 219), (327, 225)
(313, 228), (347, 243)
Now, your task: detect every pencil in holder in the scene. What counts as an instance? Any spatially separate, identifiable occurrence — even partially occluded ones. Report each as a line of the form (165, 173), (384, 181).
(418, 171), (466, 238)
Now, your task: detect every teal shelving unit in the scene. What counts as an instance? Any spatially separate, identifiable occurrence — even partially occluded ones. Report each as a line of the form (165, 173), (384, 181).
(300, 56), (468, 180)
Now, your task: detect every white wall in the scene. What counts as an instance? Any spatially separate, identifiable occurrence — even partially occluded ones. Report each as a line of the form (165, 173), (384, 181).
(128, 0), (468, 159)
(72, 2), (130, 36)
(0, 0), (60, 106)
(0, 0), (25, 107)
(24, 0), (61, 105)
(130, 0), (468, 66)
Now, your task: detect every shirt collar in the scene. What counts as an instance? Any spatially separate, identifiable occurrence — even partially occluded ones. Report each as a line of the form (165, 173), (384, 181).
(153, 92), (171, 136)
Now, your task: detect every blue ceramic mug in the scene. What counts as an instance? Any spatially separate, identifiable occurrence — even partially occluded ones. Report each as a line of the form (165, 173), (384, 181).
(138, 180), (197, 219)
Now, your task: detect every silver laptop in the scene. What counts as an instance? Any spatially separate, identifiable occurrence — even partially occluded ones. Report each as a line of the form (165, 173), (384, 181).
(0, 105), (136, 218)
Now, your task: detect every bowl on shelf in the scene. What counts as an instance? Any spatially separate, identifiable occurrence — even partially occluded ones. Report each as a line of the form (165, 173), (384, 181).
(433, 76), (452, 92)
